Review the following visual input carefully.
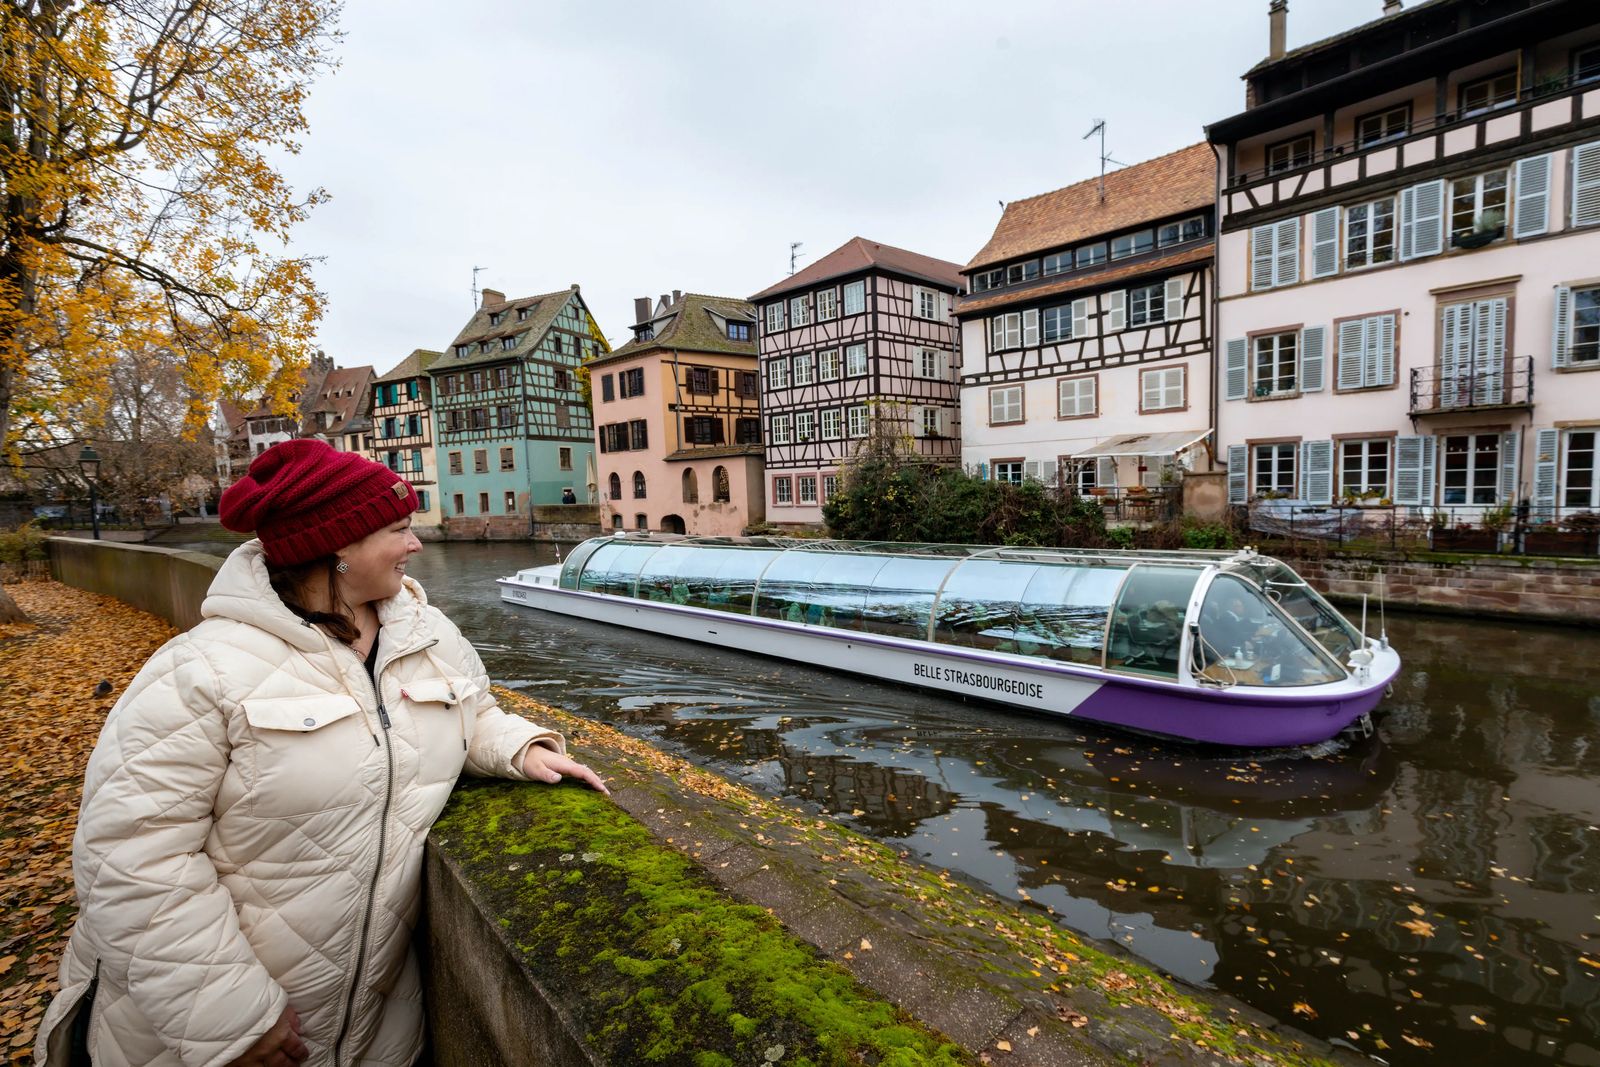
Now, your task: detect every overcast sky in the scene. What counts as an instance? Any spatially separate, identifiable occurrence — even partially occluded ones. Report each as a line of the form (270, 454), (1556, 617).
(278, 0), (1374, 373)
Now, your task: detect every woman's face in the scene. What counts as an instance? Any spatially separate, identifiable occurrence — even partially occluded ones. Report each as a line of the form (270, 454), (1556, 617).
(336, 517), (423, 604)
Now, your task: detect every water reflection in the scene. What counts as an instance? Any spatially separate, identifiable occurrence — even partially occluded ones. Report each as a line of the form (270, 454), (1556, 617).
(411, 542), (1600, 1067)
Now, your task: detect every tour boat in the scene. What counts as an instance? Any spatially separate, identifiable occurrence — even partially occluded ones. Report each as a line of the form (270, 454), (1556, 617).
(497, 534), (1400, 748)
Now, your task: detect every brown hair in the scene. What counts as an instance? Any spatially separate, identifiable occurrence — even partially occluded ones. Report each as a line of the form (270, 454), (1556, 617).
(266, 556), (362, 645)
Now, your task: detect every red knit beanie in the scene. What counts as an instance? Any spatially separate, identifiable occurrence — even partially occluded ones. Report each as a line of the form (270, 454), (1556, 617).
(220, 440), (419, 565)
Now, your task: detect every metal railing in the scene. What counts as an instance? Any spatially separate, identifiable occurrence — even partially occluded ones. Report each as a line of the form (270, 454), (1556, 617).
(1080, 485), (1183, 523)
(1237, 500), (1599, 556)
(1409, 356), (1533, 414)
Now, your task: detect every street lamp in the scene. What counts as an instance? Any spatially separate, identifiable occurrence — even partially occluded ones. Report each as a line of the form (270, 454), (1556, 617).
(77, 444), (101, 540)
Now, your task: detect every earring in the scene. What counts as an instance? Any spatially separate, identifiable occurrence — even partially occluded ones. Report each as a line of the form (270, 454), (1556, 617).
(336, 560), (349, 573)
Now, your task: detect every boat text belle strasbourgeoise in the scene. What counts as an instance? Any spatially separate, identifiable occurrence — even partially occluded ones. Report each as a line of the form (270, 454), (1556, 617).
(498, 535), (1400, 747)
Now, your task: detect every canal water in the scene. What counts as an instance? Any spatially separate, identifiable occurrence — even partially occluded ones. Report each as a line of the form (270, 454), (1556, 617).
(403, 541), (1600, 1066)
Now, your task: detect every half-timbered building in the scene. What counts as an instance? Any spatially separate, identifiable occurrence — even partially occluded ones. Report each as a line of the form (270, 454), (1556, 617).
(590, 291), (764, 535)
(750, 237), (963, 527)
(957, 144), (1217, 507)
(1208, 0), (1600, 524)
(429, 286), (606, 534)
(368, 349), (443, 528)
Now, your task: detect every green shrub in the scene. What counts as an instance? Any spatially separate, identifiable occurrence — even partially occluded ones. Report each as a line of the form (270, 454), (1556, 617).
(0, 522), (49, 566)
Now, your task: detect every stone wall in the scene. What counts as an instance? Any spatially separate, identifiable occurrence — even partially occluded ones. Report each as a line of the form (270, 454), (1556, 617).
(439, 505), (599, 543)
(47, 537), (222, 631)
(1291, 553), (1600, 626)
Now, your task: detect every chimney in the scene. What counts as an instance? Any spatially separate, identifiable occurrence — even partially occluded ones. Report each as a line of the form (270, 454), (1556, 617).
(480, 288), (504, 308)
(1382, 0), (1401, 12)
(633, 297), (651, 324)
(672, 289), (682, 305)
(1268, 0), (1287, 60)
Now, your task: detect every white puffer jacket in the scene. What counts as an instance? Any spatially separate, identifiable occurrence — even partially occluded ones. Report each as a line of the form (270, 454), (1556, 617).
(35, 541), (559, 1067)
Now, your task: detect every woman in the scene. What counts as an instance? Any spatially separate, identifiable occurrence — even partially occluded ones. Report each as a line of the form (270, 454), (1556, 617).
(36, 439), (608, 1066)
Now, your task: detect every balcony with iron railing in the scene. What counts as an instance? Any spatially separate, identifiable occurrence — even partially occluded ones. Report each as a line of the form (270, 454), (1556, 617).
(1409, 355), (1533, 416)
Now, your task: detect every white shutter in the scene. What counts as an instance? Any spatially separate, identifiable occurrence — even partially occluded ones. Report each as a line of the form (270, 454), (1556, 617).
(1224, 338), (1248, 400)
(1532, 427), (1560, 521)
(1419, 435), (1436, 508)
(1399, 179), (1446, 260)
(1498, 431), (1520, 504)
(1440, 303), (1472, 397)
(1512, 154), (1551, 238)
(1374, 314), (1396, 387)
(1072, 298), (1090, 338)
(1041, 460), (1058, 486)
(1141, 371), (1162, 411)
(1024, 460), (1042, 482)
(1275, 217), (1301, 286)
(1096, 456), (1117, 488)
(1251, 225), (1275, 290)
(1572, 141), (1600, 227)
(1337, 318), (1366, 390)
(1301, 440), (1334, 504)
(938, 292), (951, 321)
(1395, 435), (1431, 506)
(989, 317), (1004, 352)
(1300, 325), (1326, 392)
(1164, 277), (1185, 321)
(1309, 207), (1340, 278)
(1553, 285), (1573, 369)
(1227, 445), (1248, 504)
(1477, 298), (1507, 405)
(1106, 290), (1127, 331)
(1022, 308), (1039, 346)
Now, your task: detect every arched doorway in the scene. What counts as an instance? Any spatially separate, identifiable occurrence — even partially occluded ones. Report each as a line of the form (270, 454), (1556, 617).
(660, 514), (686, 534)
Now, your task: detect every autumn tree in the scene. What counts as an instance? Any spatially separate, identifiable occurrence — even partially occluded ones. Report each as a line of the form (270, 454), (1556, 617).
(0, 0), (339, 621)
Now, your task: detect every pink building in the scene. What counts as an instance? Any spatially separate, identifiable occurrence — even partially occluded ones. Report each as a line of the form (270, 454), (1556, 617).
(591, 292), (764, 535)
(1209, 0), (1600, 526)
(750, 238), (963, 527)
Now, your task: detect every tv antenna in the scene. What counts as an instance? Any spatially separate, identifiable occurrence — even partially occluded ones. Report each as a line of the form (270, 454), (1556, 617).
(788, 242), (805, 276)
(1082, 119), (1125, 202)
(471, 265), (488, 307)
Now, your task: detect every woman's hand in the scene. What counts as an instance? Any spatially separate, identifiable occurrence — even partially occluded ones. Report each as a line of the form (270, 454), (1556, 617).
(224, 1005), (308, 1066)
(521, 745), (610, 795)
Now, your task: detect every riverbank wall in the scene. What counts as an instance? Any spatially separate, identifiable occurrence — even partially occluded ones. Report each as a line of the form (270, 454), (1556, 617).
(1291, 552), (1600, 627)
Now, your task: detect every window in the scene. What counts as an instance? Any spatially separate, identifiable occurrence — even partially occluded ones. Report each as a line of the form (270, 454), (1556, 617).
(1564, 430), (1597, 508)
(1042, 252), (1071, 276)
(599, 423), (627, 452)
(601, 374), (614, 402)
(727, 320), (751, 341)
(847, 405), (868, 437)
(554, 368), (569, 390)
(792, 354), (815, 386)
(500, 336), (518, 351)
(496, 404), (515, 427)
(559, 446), (572, 470)
(1577, 45), (1600, 85)
(916, 348), (944, 379)
(1042, 304), (1073, 343)
(992, 461), (1023, 485)
(1075, 242), (1106, 269)
(1573, 286), (1600, 364)
(765, 303), (784, 333)
(448, 447), (463, 475)
(452, 493), (464, 515)
(796, 411), (816, 441)
(1158, 216), (1206, 247)
(845, 344), (867, 376)
(1141, 366), (1186, 411)
(917, 287), (941, 320)
(687, 415), (724, 444)
(629, 420), (648, 450)
(767, 358), (790, 389)
(1251, 218), (1301, 290)
(1450, 170), (1508, 241)
(517, 307), (529, 321)
(920, 407), (944, 437)
(498, 446), (514, 471)
(821, 408), (842, 439)
(416, 490), (429, 512)
(1127, 283), (1165, 328)
(681, 468), (699, 504)
(478, 341), (493, 353)
(1005, 262), (1040, 286)
(410, 449), (422, 472)
(789, 295), (811, 327)
(469, 371), (484, 391)
(773, 477), (793, 505)
(1441, 433), (1501, 504)
(843, 280), (865, 315)
(713, 466), (731, 503)
(816, 289), (838, 320)
(817, 349), (841, 381)
(1459, 71), (1516, 117)
(1254, 444), (1296, 496)
(608, 473), (621, 500)
(611, 514), (623, 530)
(552, 334), (564, 356)
(635, 513), (648, 532)
(385, 450), (399, 471)
(1058, 376), (1096, 418)
(1356, 104), (1410, 147)
(454, 345), (471, 359)
(822, 473), (838, 502)
(473, 449), (488, 474)
(438, 374), (456, 396)
(1266, 133), (1312, 173)
(797, 475), (818, 505)
(735, 417), (761, 444)
(972, 268), (1004, 292)
(469, 407), (487, 430)
(478, 491), (490, 514)
(619, 368), (645, 398)
(488, 311), (504, 326)
(1335, 314), (1397, 390)
(989, 385), (1023, 424)
(688, 366), (719, 395)
(406, 414), (421, 436)
(736, 370), (759, 398)
(1340, 439), (1391, 497)
(382, 416), (397, 438)
(1110, 230), (1153, 260)
(629, 470), (648, 499)
(1253, 333), (1298, 396)
(1344, 198), (1396, 269)
(988, 312), (1022, 350)
(770, 413), (792, 444)
(504, 491), (517, 513)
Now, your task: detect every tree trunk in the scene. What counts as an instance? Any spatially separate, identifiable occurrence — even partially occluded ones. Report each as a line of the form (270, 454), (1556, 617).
(0, 584), (29, 625)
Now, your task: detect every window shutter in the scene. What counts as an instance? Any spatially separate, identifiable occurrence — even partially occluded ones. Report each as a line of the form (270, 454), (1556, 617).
(1573, 140), (1600, 227)
(1224, 338), (1248, 401)
(1375, 314), (1396, 387)
(938, 292), (951, 320)
(1142, 372), (1162, 411)
(1309, 207), (1340, 279)
(1227, 445), (1249, 504)
(1041, 459), (1058, 486)
(1164, 277), (1185, 321)
(1512, 154), (1551, 238)
(1022, 308), (1040, 346)
(989, 317), (1004, 352)
(1399, 179), (1446, 260)
(1478, 298), (1507, 405)
(1419, 435), (1436, 508)
(1275, 217), (1301, 286)
(1553, 285), (1573, 368)
(1395, 435), (1432, 506)
(1532, 427), (1560, 521)
(1072, 298), (1091, 337)
(1106, 290), (1127, 331)
(1096, 456), (1117, 488)
(1024, 460), (1042, 482)
(1251, 226), (1275, 290)
(1337, 318), (1366, 390)
(1301, 440), (1334, 504)
(1300, 324), (1326, 392)
(1498, 431), (1520, 504)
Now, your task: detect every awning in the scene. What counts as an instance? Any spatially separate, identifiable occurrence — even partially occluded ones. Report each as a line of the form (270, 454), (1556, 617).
(1071, 429), (1212, 459)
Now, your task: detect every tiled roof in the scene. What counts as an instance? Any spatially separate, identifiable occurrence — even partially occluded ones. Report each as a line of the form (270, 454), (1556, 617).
(956, 243), (1215, 316)
(664, 443), (762, 462)
(375, 349), (442, 383)
(434, 287), (578, 371)
(599, 293), (758, 363)
(312, 366), (374, 435)
(965, 144), (1216, 272)
(749, 237), (964, 302)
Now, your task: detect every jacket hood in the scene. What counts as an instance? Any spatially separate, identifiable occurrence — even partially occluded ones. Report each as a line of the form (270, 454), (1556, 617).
(203, 539), (433, 653)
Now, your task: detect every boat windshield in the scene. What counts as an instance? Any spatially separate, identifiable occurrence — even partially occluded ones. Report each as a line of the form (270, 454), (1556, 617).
(1195, 575), (1345, 687)
(1233, 558), (1364, 663)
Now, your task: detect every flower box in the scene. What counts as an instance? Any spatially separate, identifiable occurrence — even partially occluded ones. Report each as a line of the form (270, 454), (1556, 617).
(1451, 225), (1504, 250)
(1428, 526), (1500, 552)
(1523, 530), (1599, 557)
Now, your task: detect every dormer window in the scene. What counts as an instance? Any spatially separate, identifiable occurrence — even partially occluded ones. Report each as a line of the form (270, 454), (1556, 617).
(972, 268), (1004, 293)
(1042, 252), (1071, 277)
(1110, 230), (1153, 260)
(516, 307), (530, 321)
(456, 345), (471, 358)
(488, 311), (504, 326)
(636, 323), (655, 341)
(726, 321), (750, 341)
(479, 341), (493, 353)
(1158, 216), (1206, 247)
(1075, 242), (1107, 269)
(1006, 261), (1040, 285)
(501, 336), (518, 351)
